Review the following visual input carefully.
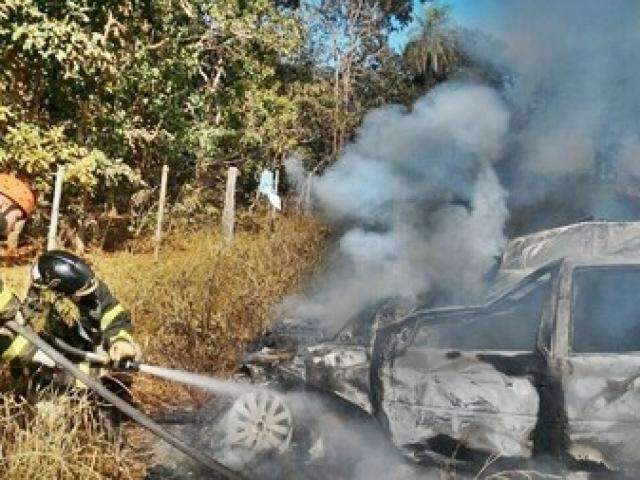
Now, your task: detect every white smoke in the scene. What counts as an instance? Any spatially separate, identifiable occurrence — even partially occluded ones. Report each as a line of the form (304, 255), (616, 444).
(284, 154), (306, 192)
(285, 83), (510, 330)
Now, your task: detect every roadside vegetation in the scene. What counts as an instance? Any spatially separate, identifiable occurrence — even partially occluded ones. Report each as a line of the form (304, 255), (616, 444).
(0, 0), (470, 248)
(0, 392), (143, 479)
(0, 211), (327, 478)
(99, 213), (327, 406)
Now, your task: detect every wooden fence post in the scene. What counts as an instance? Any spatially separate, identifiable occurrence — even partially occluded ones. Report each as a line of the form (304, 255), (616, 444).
(302, 173), (313, 215)
(154, 165), (169, 261)
(222, 167), (239, 242)
(271, 169), (280, 217)
(47, 165), (65, 251)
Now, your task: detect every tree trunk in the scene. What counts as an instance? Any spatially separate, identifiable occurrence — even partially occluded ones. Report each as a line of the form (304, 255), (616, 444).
(333, 56), (341, 157)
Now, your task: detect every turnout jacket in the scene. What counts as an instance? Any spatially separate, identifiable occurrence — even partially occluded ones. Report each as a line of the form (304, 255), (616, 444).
(0, 279), (134, 363)
(0, 279), (23, 362)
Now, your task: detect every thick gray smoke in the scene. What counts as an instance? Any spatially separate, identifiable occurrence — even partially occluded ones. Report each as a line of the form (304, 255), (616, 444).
(467, 0), (640, 225)
(284, 1), (640, 330)
(285, 84), (509, 330)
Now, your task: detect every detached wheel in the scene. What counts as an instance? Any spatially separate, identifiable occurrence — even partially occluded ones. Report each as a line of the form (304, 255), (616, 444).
(220, 391), (293, 467)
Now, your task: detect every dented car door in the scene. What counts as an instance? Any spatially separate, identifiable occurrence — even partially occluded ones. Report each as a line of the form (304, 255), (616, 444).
(374, 269), (556, 464)
(560, 262), (640, 470)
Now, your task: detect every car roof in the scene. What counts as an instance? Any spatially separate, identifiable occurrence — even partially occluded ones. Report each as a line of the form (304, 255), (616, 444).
(500, 221), (640, 271)
(562, 256), (640, 268)
(400, 222), (640, 325)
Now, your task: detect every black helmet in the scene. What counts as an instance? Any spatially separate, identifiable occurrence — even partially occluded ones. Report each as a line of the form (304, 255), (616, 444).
(32, 250), (97, 296)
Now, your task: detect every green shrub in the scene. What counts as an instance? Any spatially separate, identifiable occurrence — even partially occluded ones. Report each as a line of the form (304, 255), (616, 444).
(0, 122), (142, 233)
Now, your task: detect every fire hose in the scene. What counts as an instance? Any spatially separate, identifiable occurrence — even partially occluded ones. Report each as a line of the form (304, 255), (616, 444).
(5, 320), (244, 480)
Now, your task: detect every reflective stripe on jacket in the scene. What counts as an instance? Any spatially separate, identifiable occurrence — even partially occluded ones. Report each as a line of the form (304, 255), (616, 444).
(0, 279), (28, 362)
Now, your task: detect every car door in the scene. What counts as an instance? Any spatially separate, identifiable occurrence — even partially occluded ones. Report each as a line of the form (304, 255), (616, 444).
(560, 264), (640, 470)
(374, 269), (555, 464)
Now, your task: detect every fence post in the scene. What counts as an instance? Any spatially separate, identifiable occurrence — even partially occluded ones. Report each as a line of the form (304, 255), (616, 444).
(154, 165), (169, 261)
(302, 173), (313, 215)
(222, 166), (239, 242)
(47, 165), (65, 251)
(271, 169), (280, 217)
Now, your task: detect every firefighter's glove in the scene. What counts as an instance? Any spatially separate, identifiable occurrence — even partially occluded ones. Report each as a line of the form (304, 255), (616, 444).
(31, 349), (56, 368)
(108, 338), (142, 364)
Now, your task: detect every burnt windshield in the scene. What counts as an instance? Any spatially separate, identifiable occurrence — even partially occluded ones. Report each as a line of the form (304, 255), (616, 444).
(412, 272), (552, 351)
(572, 266), (640, 353)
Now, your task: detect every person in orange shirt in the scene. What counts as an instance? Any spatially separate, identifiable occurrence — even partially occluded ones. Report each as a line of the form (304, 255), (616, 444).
(0, 174), (37, 243)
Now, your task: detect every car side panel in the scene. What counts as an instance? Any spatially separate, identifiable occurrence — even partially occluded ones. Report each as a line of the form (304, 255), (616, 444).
(379, 347), (539, 460)
(563, 355), (640, 470)
(304, 344), (373, 414)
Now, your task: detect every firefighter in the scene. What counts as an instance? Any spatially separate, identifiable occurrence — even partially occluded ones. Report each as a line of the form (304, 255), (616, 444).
(0, 278), (31, 363)
(0, 174), (37, 245)
(0, 251), (142, 439)
(0, 250), (142, 383)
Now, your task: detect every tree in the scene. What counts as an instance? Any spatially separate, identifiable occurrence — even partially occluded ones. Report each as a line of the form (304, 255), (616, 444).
(404, 4), (458, 87)
(0, 0), (307, 228)
(299, 0), (418, 165)
(0, 0), (140, 237)
(0, 0), (431, 242)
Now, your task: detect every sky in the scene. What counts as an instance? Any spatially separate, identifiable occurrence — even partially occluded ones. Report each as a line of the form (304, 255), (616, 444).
(390, 0), (504, 51)
(446, 0), (503, 28)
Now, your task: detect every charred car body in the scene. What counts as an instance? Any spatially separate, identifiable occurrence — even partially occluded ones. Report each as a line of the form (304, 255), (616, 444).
(235, 221), (640, 475)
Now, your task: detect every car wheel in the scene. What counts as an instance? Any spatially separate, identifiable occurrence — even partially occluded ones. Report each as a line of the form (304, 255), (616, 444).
(217, 391), (293, 468)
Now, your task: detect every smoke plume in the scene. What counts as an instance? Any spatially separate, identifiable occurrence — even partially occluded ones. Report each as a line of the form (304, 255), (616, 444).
(285, 1), (640, 330)
(467, 0), (640, 228)
(285, 84), (509, 330)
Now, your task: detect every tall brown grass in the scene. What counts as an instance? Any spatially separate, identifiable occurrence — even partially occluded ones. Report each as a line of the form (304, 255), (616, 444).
(0, 391), (142, 479)
(96, 214), (327, 400)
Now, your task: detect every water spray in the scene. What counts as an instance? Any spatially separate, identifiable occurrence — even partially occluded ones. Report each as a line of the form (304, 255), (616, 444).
(50, 336), (258, 398)
(20, 326), (296, 474)
(115, 362), (294, 461)
(5, 321), (245, 480)
(133, 363), (254, 397)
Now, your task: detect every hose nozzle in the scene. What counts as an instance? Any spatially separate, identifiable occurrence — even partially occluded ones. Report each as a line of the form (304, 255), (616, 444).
(113, 359), (140, 372)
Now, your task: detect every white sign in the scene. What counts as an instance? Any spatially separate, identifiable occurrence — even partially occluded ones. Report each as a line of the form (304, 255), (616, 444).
(258, 170), (281, 210)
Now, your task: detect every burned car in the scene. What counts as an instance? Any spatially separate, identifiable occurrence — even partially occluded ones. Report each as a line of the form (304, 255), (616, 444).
(225, 221), (640, 476)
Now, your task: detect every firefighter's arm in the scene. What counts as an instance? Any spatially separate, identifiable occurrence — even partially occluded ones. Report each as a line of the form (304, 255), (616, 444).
(100, 303), (141, 363)
(0, 280), (28, 363)
(0, 281), (54, 366)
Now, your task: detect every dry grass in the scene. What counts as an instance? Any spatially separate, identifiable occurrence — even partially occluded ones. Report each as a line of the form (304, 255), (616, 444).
(0, 263), (30, 296)
(0, 211), (329, 478)
(0, 391), (143, 479)
(96, 213), (327, 404)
